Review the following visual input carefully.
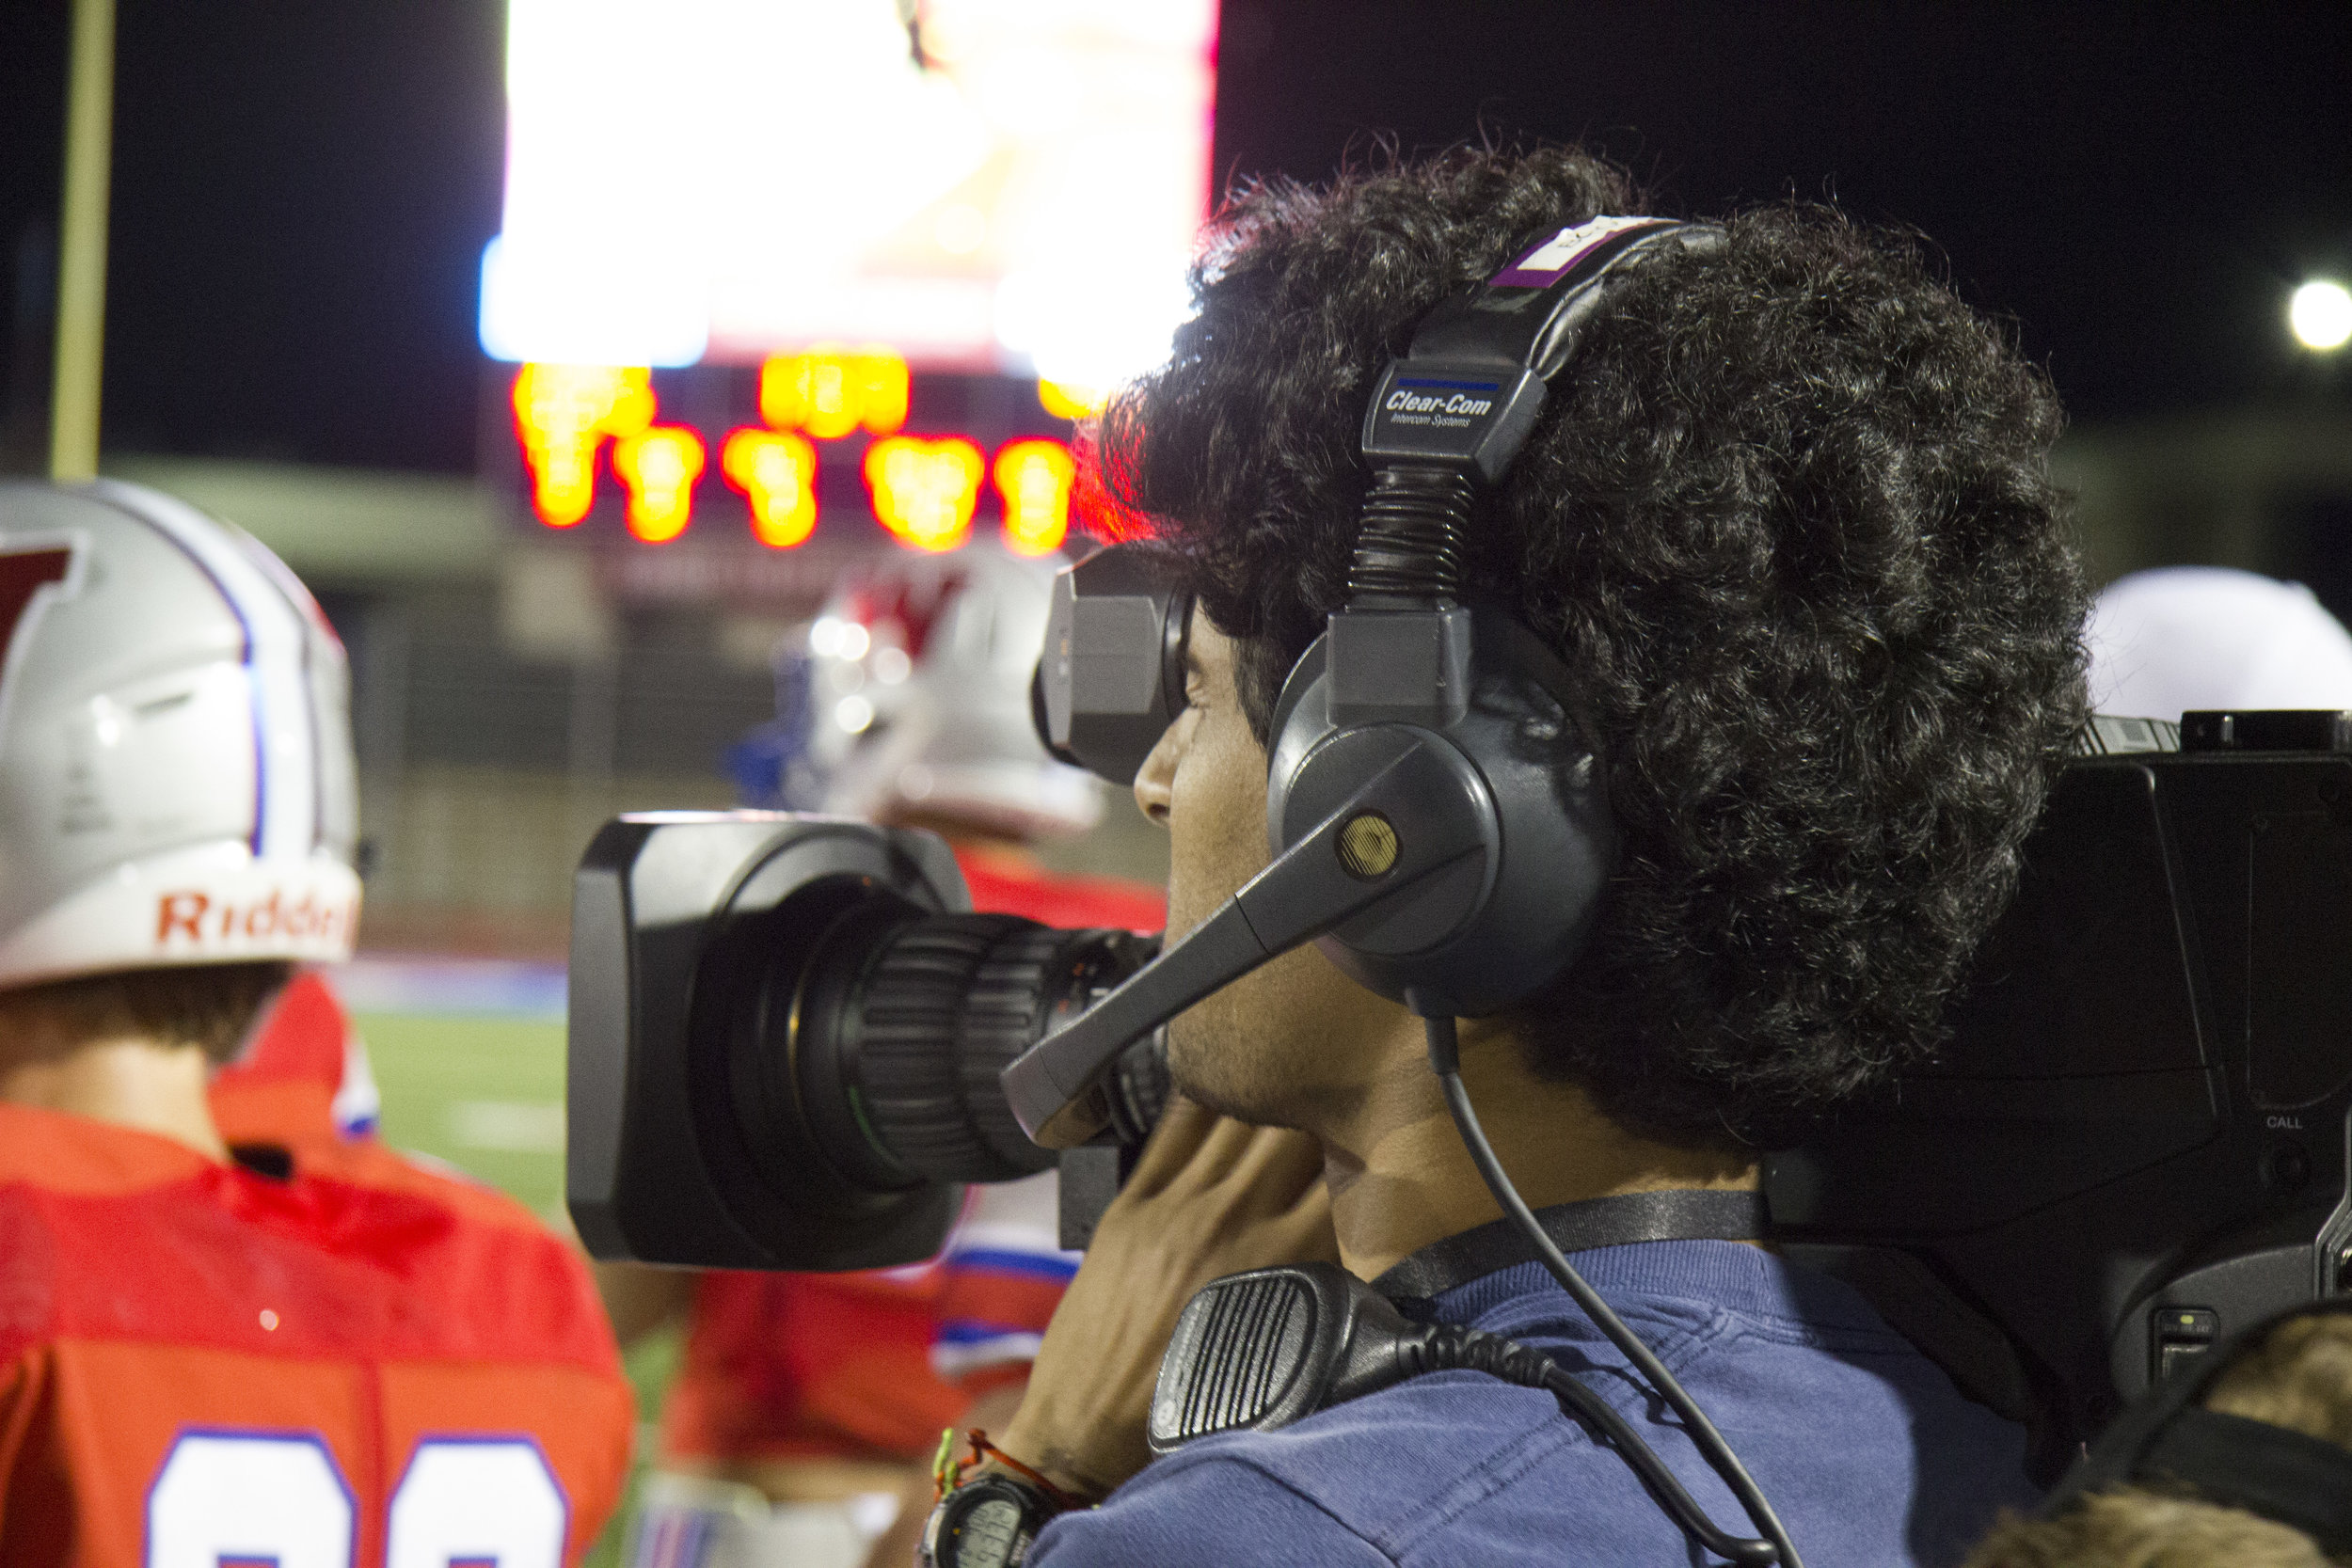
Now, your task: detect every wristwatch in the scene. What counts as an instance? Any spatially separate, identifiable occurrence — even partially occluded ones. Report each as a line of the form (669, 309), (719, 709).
(919, 1471), (1062, 1568)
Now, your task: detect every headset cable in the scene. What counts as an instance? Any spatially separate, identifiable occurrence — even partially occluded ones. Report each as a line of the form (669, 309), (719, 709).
(1421, 1007), (1804, 1568)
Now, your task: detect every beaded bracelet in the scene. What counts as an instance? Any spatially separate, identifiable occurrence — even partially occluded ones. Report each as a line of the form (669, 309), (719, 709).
(931, 1426), (1094, 1513)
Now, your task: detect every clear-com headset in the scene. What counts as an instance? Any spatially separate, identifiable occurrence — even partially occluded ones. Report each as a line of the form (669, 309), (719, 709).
(1014, 215), (1802, 1567)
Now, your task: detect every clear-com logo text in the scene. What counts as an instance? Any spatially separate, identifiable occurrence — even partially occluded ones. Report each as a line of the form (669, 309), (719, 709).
(1385, 389), (1495, 417)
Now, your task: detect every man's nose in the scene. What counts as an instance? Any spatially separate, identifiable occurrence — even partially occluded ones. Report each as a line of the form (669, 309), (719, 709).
(1134, 730), (1178, 825)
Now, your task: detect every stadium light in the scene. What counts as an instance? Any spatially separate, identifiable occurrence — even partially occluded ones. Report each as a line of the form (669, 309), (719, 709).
(722, 428), (819, 548)
(479, 2), (1213, 375)
(866, 436), (983, 552)
(2291, 280), (2352, 353)
(993, 438), (1075, 556)
(613, 425), (707, 543)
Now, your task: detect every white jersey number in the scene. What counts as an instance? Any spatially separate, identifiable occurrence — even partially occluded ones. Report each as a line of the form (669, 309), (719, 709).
(148, 1433), (354, 1568)
(388, 1438), (569, 1568)
(148, 1431), (567, 1568)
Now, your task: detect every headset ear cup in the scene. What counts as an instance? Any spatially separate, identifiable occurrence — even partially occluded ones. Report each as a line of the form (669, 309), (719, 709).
(1265, 610), (1613, 1017)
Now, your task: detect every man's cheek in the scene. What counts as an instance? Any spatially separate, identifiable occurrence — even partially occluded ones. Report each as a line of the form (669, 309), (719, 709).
(1165, 804), (1254, 938)
(1169, 841), (1264, 946)
(1163, 839), (1228, 942)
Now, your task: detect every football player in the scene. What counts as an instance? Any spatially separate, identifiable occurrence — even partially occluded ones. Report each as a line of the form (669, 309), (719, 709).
(209, 968), (382, 1146)
(0, 480), (633, 1565)
(2088, 565), (2352, 717)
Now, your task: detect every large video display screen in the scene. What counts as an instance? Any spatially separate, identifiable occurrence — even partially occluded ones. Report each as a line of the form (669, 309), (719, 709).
(478, 0), (1216, 394)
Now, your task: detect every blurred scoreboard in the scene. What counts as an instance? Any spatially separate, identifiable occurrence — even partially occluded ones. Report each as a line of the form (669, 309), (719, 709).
(491, 352), (1083, 557)
(477, 0), (1214, 584)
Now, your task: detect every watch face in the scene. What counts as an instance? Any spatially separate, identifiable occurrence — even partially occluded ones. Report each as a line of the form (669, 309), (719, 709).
(930, 1479), (1041, 1568)
(956, 1495), (1028, 1568)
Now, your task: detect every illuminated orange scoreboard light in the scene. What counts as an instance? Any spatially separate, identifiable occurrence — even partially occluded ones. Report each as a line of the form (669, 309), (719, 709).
(510, 347), (1082, 555)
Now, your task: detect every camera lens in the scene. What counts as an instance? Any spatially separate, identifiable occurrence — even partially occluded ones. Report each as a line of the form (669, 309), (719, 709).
(784, 908), (1159, 1186)
(578, 816), (1167, 1271)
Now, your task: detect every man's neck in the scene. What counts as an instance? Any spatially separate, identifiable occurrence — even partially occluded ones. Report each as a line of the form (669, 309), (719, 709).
(0, 1034), (229, 1163)
(1316, 1019), (1756, 1280)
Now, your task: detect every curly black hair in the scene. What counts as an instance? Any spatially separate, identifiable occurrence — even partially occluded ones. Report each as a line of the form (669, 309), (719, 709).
(1093, 147), (2088, 1146)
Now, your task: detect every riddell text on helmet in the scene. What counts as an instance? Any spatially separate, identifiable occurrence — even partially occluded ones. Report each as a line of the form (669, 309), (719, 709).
(154, 888), (357, 947)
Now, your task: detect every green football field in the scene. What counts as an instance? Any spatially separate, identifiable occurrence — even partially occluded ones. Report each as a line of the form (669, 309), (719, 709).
(360, 1011), (570, 1216)
(357, 1009), (679, 1568)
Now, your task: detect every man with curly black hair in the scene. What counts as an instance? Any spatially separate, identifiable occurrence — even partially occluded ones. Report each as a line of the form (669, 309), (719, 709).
(929, 147), (2087, 1568)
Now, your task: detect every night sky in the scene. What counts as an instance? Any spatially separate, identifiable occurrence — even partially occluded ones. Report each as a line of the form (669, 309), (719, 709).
(0, 0), (2346, 474)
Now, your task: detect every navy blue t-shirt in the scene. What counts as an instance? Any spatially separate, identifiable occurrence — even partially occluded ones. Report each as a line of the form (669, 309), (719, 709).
(1030, 1240), (2035, 1567)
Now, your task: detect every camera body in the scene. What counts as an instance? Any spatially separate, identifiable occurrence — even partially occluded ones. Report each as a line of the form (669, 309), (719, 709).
(1772, 716), (2352, 1451)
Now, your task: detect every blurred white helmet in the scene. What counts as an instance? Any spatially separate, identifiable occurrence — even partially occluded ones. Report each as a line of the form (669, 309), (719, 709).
(752, 543), (1101, 839)
(2089, 566), (2352, 719)
(0, 480), (358, 989)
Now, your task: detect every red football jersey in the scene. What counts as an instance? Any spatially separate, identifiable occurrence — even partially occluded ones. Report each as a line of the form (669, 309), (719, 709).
(0, 1103), (633, 1566)
(659, 1264), (964, 1465)
(659, 851), (1163, 1467)
(209, 971), (375, 1148)
(948, 849), (1167, 934)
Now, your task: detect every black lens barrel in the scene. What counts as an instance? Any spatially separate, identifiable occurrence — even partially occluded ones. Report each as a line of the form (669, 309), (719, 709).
(791, 911), (1157, 1186)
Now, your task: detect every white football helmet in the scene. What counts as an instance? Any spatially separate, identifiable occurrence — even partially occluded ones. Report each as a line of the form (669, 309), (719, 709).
(748, 543), (1102, 839)
(0, 480), (359, 989)
(2090, 566), (2352, 719)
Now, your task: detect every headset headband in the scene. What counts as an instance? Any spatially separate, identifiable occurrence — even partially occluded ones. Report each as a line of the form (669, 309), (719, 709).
(1360, 215), (1708, 487)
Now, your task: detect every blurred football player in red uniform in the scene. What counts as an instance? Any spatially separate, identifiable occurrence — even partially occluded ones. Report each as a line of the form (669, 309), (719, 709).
(605, 546), (1163, 1568)
(0, 481), (633, 1565)
(210, 968), (382, 1146)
